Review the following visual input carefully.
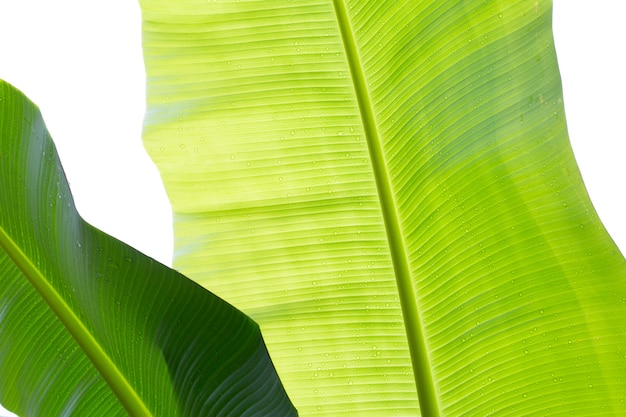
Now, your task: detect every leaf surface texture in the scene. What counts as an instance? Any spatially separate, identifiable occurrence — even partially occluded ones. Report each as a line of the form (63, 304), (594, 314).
(141, 1), (626, 415)
(0, 81), (295, 417)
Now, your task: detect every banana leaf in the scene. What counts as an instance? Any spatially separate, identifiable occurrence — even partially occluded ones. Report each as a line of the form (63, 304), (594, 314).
(141, 0), (626, 415)
(0, 81), (295, 416)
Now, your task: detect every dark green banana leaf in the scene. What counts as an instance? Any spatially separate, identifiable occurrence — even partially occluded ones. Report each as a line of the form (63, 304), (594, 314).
(140, 0), (626, 415)
(0, 81), (295, 416)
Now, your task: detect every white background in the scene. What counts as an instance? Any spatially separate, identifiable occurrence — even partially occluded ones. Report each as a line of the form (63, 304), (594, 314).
(0, 1), (624, 415)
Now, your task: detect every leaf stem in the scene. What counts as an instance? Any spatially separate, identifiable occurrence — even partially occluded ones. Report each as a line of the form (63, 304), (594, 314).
(0, 226), (153, 417)
(330, 1), (440, 415)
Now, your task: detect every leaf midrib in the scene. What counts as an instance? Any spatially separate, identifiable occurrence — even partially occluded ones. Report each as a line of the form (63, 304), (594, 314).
(0, 224), (152, 417)
(330, 1), (439, 415)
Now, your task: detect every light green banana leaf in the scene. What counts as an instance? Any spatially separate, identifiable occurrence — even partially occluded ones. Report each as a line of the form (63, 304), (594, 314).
(141, 0), (626, 415)
(0, 81), (295, 416)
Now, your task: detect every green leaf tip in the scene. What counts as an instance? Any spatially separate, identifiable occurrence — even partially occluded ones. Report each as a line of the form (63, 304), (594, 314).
(0, 80), (297, 417)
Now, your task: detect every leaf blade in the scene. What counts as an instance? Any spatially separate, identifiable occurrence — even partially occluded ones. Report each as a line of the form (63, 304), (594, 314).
(0, 80), (296, 417)
(143, 1), (422, 413)
(0, 226), (152, 417)
(141, 1), (626, 415)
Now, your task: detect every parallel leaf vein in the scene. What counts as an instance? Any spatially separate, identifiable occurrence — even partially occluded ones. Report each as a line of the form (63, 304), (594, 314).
(0, 226), (152, 417)
(330, 1), (440, 415)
